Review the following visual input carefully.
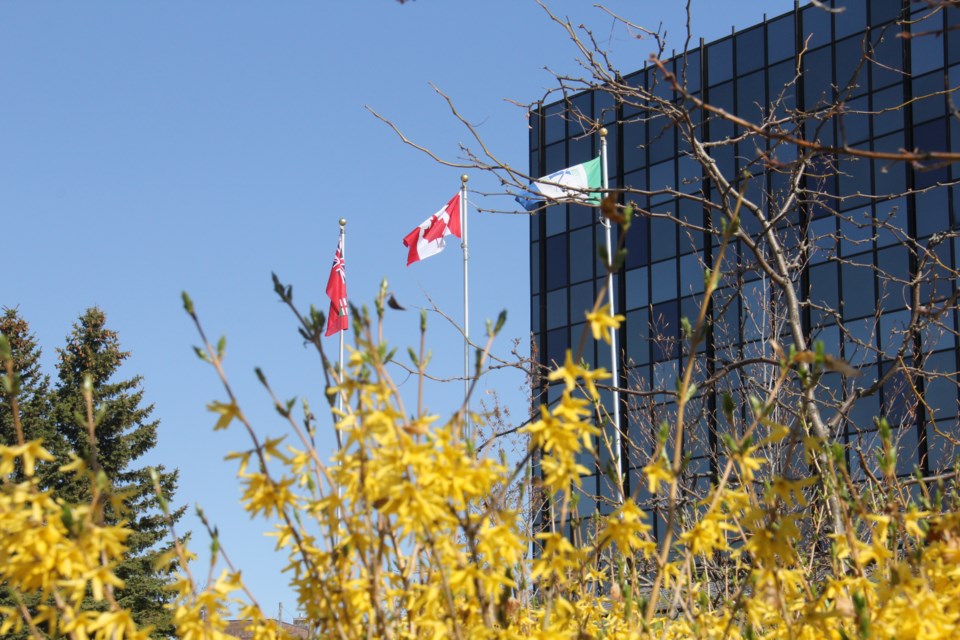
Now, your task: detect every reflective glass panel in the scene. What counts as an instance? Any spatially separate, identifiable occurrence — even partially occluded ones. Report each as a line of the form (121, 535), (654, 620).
(626, 266), (649, 311)
(801, 3), (832, 49)
(872, 0), (902, 26)
(835, 0), (866, 39)
(651, 259), (678, 304)
(707, 38), (733, 85)
(545, 233), (568, 290)
(871, 30), (903, 89)
(569, 226), (594, 283)
(544, 102), (566, 145)
(912, 12), (945, 75)
(736, 26), (764, 75)
(841, 260), (876, 320)
(547, 289), (568, 329)
(912, 71), (947, 125)
(767, 14), (795, 63)
(835, 35), (867, 96)
(623, 119), (646, 172)
(803, 46), (833, 107)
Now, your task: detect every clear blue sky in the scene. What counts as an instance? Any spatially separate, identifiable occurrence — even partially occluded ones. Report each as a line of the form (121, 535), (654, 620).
(1, 0), (794, 618)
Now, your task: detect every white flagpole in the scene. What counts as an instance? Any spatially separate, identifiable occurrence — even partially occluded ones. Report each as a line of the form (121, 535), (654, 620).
(332, 218), (346, 544)
(599, 128), (623, 495)
(336, 217), (346, 453)
(461, 174), (471, 442)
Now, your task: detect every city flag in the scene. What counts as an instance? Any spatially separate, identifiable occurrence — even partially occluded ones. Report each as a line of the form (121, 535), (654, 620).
(325, 236), (348, 336)
(515, 156), (602, 211)
(403, 192), (462, 266)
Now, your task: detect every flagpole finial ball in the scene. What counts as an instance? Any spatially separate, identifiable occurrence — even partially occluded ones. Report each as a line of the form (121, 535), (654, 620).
(339, 218), (347, 227)
(461, 174), (469, 184)
(600, 127), (608, 137)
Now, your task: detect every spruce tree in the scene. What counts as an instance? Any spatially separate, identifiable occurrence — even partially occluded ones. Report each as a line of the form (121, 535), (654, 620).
(54, 307), (183, 637)
(0, 308), (64, 484)
(0, 309), (67, 639)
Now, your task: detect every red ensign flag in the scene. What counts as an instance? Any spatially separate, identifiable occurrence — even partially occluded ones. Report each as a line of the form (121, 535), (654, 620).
(325, 237), (348, 336)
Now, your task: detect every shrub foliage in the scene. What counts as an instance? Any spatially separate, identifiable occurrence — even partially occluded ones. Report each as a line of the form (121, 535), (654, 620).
(2, 243), (959, 638)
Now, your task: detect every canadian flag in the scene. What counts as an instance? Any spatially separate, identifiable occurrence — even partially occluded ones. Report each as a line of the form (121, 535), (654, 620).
(402, 192), (461, 266)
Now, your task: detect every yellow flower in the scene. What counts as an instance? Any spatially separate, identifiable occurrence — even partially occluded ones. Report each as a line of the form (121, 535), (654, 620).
(765, 476), (817, 507)
(585, 303), (625, 344)
(599, 499), (655, 555)
(734, 445), (765, 484)
(742, 512), (801, 565)
(902, 507), (928, 539)
(680, 510), (735, 555)
(547, 350), (611, 402)
(522, 393), (599, 494)
(547, 349), (580, 391)
(578, 365), (612, 403)
(643, 456), (674, 495)
(0, 440), (53, 477)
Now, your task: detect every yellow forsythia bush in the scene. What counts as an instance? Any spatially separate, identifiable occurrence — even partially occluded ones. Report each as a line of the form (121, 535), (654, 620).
(2, 282), (960, 639)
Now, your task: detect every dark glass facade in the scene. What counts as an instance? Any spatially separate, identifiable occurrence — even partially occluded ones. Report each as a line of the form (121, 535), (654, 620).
(529, 0), (960, 539)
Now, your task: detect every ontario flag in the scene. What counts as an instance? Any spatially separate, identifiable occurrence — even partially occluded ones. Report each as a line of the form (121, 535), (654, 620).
(402, 192), (461, 266)
(325, 236), (348, 336)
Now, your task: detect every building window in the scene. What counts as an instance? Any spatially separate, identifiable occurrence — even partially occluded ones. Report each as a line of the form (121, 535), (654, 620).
(707, 37), (733, 86)
(767, 14), (795, 64)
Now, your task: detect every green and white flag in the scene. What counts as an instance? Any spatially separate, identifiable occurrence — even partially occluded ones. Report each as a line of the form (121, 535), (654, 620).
(516, 156), (602, 211)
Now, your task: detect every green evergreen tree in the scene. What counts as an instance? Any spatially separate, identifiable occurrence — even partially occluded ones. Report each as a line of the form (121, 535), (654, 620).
(0, 308), (65, 484)
(54, 307), (183, 637)
(0, 309), (68, 640)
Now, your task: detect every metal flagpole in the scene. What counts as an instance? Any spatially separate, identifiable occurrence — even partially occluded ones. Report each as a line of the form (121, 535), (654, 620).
(461, 174), (471, 442)
(336, 217), (346, 453)
(599, 128), (623, 493)
(332, 218), (347, 544)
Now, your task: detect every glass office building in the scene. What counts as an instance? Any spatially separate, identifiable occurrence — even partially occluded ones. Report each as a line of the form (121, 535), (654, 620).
(528, 0), (960, 539)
